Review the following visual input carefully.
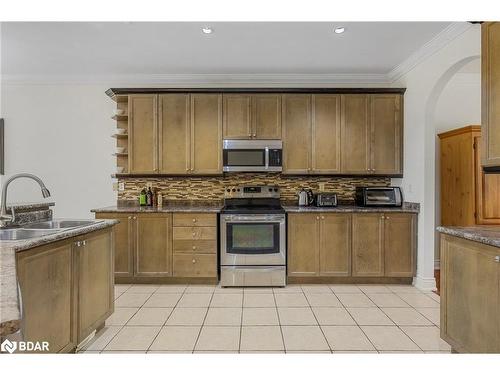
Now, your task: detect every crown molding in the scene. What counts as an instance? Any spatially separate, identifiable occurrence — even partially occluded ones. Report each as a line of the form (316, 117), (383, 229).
(1, 73), (392, 86)
(388, 22), (474, 83)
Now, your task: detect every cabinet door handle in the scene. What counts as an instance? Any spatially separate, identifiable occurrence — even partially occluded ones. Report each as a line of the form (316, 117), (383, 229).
(253, 133), (256, 137)
(321, 216), (325, 220)
(82, 240), (87, 246)
(133, 216), (137, 220)
(192, 218), (197, 222)
(495, 256), (500, 263)
(316, 216), (320, 220)
(76, 241), (81, 247)
(192, 246), (197, 250)
(192, 232), (196, 236)
(386, 216), (390, 220)
(128, 216), (132, 220)
(192, 259), (196, 264)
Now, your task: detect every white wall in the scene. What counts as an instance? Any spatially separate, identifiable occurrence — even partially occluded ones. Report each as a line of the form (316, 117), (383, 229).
(391, 24), (481, 289)
(1, 84), (116, 218)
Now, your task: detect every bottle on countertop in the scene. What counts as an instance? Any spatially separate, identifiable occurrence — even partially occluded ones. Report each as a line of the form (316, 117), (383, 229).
(157, 192), (163, 208)
(146, 187), (153, 206)
(139, 188), (147, 206)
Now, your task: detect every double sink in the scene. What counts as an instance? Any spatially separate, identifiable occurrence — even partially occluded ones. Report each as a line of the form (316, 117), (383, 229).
(0, 219), (99, 241)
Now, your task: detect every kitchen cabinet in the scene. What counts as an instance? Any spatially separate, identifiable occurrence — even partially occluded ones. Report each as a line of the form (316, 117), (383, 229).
(287, 213), (351, 277)
(370, 94), (403, 174)
(16, 241), (75, 353)
(94, 213), (133, 276)
(439, 126), (500, 226)
(352, 213), (384, 276)
(16, 228), (114, 353)
(282, 94), (341, 174)
(134, 214), (172, 277)
(481, 22), (500, 169)
(172, 213), (217, 278)
(384, 213), (416, 277)
(95, 212), (218, 281)
(341, 94), (402, 175)
(190, 94), (223, 174)
(158, 94), (190, 174)
(128, 94), (158, 173)
(75, 230), (114, 342)
(223, 94), (281, 139)
(440, 234), (500, 352)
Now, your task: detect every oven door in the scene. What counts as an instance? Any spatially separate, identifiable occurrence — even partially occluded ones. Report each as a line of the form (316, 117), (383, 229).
(220, 214), (286, 266)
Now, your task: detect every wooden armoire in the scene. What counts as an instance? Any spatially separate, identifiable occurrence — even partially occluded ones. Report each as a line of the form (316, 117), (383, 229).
(439, 125), (500, 226)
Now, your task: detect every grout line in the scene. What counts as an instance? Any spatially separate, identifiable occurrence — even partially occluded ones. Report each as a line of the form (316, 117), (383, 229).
(272, 287), (286, 353)
(306, 290), (333, 353)
(191, 287), (215, 353)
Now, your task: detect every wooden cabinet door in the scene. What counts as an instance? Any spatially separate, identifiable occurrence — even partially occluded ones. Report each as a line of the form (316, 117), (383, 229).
(253, 94), (282, 139)
(370, 94), (403, 174)
(441, 235), (500, 352)
(95, 213), (133, 277)
(190, 94), (223, 174)
(341, 95), (370, 174)
(288, 213), (319, 276)
(319, 213), (351, 276)
(352, 213), (384, 276)
(76, 229), (114, 342)
(134, 214), (172, 276)
(311, 94), (341, 174)
(482, 22), (500, 168)
(223, 94), (252, 139)
(128, 94), (158, 173)
(159, 94), (190, 174)
(384, 213), (416, 277)
(474, 136), (500, 224)
(16, 242), (75, 353)
(282, 94), (311, 174)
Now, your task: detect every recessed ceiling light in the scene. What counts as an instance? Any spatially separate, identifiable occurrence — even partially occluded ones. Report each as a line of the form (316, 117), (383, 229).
(334, 27), (345, 34)
(202, 27), (213, 34)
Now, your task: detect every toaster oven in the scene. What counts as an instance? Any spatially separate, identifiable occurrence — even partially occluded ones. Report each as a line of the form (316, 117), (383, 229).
(355, 187), (403, 207)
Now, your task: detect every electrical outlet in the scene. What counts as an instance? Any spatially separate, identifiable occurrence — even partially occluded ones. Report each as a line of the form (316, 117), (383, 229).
(118, 182), (125, 191)
(112, 182), (118, 192)
(318, 182), (326, 192)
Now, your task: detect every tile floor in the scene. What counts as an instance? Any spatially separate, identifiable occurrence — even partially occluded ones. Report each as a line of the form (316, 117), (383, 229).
(80, 283), (449, 354)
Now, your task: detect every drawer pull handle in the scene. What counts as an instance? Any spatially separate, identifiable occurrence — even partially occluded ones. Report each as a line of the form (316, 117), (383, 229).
(192, 232), (196, 236)
(192, 259), (196, 264)
(321, 216), (324, 220)
(192, 218), (196, 222)
(316, 216), (319, 220)
(192, 246), (196, 250)
(128, 216), (132, 220)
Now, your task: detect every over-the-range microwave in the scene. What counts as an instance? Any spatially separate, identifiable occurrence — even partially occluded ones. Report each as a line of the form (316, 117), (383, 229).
(223, 140), (282, 172)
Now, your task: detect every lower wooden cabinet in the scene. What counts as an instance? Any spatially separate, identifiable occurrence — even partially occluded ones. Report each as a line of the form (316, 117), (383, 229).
(288, 213), (351, 277)
(16, 228), (114, 353)
(16, 241), (75, 353)
(75, 230), (114, 342)
(288, 212), (416, 279)
(440, 234), (500, 353)
(95, 212), (218, 281)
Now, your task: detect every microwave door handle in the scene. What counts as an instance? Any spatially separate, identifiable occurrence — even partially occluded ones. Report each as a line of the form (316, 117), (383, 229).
(265, 147), (269, 170)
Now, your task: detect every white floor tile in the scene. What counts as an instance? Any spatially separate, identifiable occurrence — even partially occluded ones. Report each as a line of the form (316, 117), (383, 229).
(104, 326), (161, 351)
(126, 308), (172, 326)
(313, 307), (356, 326)
(204, 308), (242, 326)
(347, 308), (394, 326)
(195, 326), (240, 351)
(242, 308), (279, 326)
(278, 307), (317, 325)
(281, 326), (329, 351)
(360, 326), (420, 351)
(240, 326), (284, 351)
(322, 326), (375, 351)
(149, 326), (201, 351)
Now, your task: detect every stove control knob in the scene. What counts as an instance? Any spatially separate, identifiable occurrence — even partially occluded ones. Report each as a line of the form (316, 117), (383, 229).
(274, 188), (278, 192)
(232, 188), (236, 192)
(268, 188), (272, 191)
(226, 188), (230, 192)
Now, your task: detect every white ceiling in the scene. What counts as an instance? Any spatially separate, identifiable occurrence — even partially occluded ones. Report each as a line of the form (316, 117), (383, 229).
(1, 22), (457, 81)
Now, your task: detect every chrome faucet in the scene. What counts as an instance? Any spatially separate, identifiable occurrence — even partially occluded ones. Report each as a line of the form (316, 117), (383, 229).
(0, 173), (51, 228)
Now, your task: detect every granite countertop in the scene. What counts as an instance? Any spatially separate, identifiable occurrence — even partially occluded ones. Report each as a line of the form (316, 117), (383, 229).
(92, 201), (223, 213)
(437, 226), (500, 248)
(283, 202), (420, 213)
(6, 201), (55, 212)
(0, 219), (119, 336)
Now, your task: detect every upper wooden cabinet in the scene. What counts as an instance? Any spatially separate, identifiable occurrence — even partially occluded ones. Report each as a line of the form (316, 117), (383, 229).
(482, 22), (500, 169)
(439, 126), (500, 226)
(128, 95), (158, 173)
(190, 94), (223, 174)
(223, 94), (281, 139)
(341, 94), (403, 175)
(282, 94), (341, 174)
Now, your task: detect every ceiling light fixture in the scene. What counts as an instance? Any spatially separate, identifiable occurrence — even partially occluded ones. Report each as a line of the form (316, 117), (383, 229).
(334, 27), (345, 34)
(202, 27), (213, 34)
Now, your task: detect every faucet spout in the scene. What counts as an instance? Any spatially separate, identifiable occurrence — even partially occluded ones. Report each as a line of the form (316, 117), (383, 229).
(0, 173), (51, 228)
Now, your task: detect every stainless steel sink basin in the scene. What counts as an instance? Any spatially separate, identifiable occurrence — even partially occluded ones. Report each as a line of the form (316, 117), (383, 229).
(24, 220), (98, 230)
(0, 228), (60, 241)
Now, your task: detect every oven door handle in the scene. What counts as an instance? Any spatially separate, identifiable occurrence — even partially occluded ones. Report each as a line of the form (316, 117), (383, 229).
(223, 216), (285, 222)
(265, 147), (269, 170)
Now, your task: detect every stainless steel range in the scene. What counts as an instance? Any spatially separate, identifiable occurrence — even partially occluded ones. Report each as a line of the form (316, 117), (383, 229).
(220, 185), (286, 287)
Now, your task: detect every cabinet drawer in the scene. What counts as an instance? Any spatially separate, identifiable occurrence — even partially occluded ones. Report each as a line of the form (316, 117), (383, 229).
(173, 239), (217, 253)
(173, 226), (217, 240)
(173, 254), (217, 277)
(173, 213), (216, 227)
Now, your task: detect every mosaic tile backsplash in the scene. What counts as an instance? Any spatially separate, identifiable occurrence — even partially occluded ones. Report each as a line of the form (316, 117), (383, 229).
(118, 174), (391, 203)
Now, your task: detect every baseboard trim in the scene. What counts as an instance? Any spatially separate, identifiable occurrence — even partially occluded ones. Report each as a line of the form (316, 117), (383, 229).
(413, 275), (437, 291)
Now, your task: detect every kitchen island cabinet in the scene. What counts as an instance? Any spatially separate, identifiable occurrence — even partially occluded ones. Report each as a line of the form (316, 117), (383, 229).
(438, 229), (500, 353)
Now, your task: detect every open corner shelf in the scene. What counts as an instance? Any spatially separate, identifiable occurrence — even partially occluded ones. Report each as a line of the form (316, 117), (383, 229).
(112, 115), (128, 121)
(112, 133), (128, 139)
